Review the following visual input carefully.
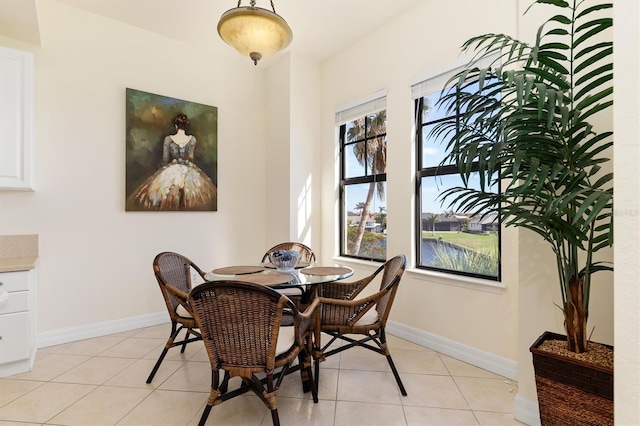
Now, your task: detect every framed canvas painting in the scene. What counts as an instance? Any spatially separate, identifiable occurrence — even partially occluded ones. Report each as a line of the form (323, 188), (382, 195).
(125, 88), (218, 211)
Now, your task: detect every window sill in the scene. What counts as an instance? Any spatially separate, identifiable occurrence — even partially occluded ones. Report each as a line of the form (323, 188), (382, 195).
(407, 268), (505, 294)
(331, 257), (504, 293)
(331, 256), (383, 269)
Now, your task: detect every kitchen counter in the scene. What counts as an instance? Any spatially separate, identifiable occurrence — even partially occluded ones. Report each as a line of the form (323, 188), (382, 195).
(0, 257), (38, 272)
(0, 234), (38, 377)
(0, 234), (38, 272)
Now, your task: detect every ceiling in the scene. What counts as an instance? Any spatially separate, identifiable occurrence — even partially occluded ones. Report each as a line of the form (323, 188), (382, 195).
(1, 0), (423, 65)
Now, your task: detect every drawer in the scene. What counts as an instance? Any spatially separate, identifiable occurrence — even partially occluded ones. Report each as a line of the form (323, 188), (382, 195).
(0, 312), (29, 364)
(0, 290), (28, 314)
(0, 271), (29, 292)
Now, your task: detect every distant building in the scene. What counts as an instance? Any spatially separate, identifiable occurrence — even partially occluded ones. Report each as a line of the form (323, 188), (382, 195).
(421, 212), (498, 233)
(347, 214), (383, 233)
(467, 212), (499, 233)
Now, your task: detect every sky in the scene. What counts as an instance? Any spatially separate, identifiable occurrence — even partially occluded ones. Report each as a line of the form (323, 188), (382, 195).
(343, 87), (496, 215)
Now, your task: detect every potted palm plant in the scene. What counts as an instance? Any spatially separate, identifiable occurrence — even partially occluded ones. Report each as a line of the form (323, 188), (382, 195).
(431, 0), (613, 423)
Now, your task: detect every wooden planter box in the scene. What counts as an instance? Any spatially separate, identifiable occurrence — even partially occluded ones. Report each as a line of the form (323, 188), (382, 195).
(530, 331), (613, 426)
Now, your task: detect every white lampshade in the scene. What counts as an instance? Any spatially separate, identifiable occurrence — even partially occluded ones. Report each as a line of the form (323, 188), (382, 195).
(217, 1), (293, 65)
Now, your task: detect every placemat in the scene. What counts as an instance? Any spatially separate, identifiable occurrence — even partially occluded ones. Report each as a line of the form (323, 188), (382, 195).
(237, 272), (294, 286)
(300, 266), (352, 276)
(211, 265), (265, 275)
(263, 261), (311, 269)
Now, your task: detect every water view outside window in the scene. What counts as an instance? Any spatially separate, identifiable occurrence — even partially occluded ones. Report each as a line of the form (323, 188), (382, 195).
(339, 110), (387, 261)
(415, 87), (500, 280)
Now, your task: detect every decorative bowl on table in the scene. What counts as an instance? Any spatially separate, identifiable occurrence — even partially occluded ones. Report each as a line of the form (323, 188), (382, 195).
(268, 250), (300, 272)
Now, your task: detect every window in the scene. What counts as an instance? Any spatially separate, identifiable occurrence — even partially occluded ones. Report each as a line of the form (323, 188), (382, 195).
(337, 95), (387, 261)
(413, 70), (500, 280)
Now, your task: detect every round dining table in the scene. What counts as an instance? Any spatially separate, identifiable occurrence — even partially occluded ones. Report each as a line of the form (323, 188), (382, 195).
(204, 262), (354, 304)
(203, 262), (354, 393)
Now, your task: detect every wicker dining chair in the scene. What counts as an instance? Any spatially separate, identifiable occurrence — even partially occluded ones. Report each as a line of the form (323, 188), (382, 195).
(188, 280), (319, 426)
(260, 241), (317, 264)
(261, 242), (317, 306)
(146, 251), (206, 384)
(313, 254), (408, 396)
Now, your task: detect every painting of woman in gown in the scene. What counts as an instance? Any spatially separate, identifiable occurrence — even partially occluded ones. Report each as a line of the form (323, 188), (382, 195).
(125, 89), (217, 211)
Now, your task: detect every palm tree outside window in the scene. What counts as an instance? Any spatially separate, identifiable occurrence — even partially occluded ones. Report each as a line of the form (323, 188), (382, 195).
(339, 109), (387, 261)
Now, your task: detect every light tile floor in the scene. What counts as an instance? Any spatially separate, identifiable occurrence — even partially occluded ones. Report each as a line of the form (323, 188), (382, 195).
(0, 325), (525, 425)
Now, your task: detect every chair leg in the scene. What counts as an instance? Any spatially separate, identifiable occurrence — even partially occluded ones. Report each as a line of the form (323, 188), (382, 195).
(386, 354), (407, 396)
(181, 329), (189, 353)
(308, 365), (318, 403)
(270, 409), (280, 426)
(219, 371), (230, 394)
(146, 322), (180, 383)
(146, 347), (169, 383)
(379, 328), (407, 396)
(296, 351), (315, 393)
(198, 405), (212, 426)
(313, 358), (320, 397)
(302, 348), (319, 403)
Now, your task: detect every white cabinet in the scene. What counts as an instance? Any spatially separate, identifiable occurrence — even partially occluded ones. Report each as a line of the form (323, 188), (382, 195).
(0, 46), (34, 190)
(0, 269), (37, 376)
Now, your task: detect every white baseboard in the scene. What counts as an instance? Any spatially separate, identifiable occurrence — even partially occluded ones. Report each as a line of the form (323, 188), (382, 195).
(514, 394), (540, 425)
(386, 320), (518, 381)
(37, 311), (169, 348)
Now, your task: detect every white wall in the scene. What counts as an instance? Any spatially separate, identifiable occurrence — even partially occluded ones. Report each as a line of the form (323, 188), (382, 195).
(613, 0), (640, 423)
(265, 56), (292, 245)
(0, 0), (270, 333)
(264, 54), (322, 249)
(290, 55), (322, 247)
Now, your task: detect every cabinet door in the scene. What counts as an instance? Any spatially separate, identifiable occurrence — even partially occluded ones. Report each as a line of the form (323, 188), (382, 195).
(0, 291), (28, 315)
(0, 46), (34, 190)
(0, 312), (29, 364)
(0, 270), (29, 292)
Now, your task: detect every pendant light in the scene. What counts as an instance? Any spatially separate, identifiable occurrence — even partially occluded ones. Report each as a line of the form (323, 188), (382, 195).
(217, 0), (293, 65)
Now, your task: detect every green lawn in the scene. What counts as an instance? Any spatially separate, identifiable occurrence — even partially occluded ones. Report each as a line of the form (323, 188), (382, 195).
(422, 231), (498, 252)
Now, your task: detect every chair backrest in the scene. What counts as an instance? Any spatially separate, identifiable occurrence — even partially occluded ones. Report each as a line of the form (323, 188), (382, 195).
(153, 252), (205, 314)
(261, 242), (317, 263)
(375, 254), (407, 323)
(188, 280), (296, 372)
(318, 254), (406, 328)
